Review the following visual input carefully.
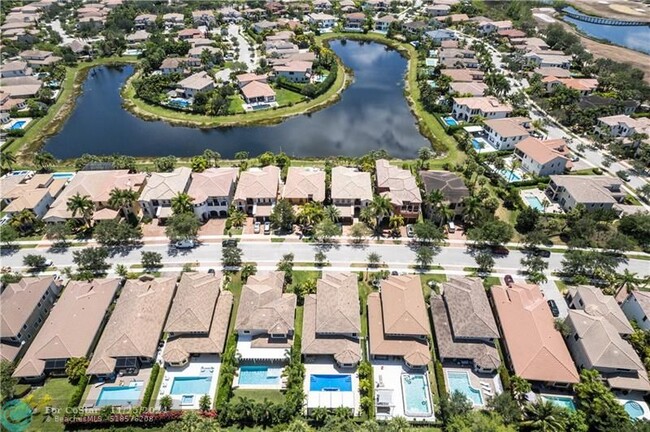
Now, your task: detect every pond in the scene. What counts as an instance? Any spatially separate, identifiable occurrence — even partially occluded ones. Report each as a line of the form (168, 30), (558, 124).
(43, 40), (429, 159)
(562, 7), (650, 54)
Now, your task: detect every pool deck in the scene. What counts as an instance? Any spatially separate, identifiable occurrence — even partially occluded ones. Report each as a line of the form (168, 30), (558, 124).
(236, 334), (291, 362)
(616, 393), (650, 420)
(520, 189), (563, 214)
(2, 117), (32, 131)
(235, 363), (285, 390)
(304, 358), (359, 414)
(84, 367), (151, 409)
(372, 360), (436, 422)
(443, 366), (502, 408)
(156, 354), (220, 410)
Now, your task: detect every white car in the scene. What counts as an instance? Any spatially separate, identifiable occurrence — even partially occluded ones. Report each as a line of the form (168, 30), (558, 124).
(264, 221), (271, 235)
(253, 221), (261, 234)
(174, 239), (195, 249)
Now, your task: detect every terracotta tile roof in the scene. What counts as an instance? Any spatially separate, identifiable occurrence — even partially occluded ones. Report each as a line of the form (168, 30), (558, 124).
(483, 117), (530, 138)
(453, 96), (513, 114)
(139, 167), (191, 202)
(331, 166), (372, 201)
(380, 275), (430, 337)
(534, 67), (571, 78)
(187, 168), (238, 204)
(568, 285), (633, 335)
(234, 166), (280, 201)
(491, 283), (579, 384)
(441, 69), (484, 82)
(241, 80), (276, 99)
(165, 273), (223, 334)
(375, 159), (422, 206)
(235, 272), (296, 335)
(177, 71), (214, 90)
(0, 277), (58, 338)
(449, 81), (488, 96)
(549, 175), (623, 204)
(282, 167), (326, 202)
(515, 137), (569, 165)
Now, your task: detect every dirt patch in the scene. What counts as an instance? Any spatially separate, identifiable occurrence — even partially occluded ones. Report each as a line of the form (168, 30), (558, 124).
(568, 0), (650, 21)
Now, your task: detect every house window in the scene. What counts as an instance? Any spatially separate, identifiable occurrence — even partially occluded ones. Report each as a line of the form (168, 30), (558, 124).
(573, 334), (579, 341)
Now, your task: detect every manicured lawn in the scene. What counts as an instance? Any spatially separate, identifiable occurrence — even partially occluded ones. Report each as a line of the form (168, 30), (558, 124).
(226, 272), (244, 335)
(275, 88), (305, 106)
(23, 378), (75, 432)
(231, 389), (285, 404)
(482, 276), (502, 289)
(358, 278), (374, 340)
(228, 95), (245, 114)
(148, 366), (166, 408)
(295, 305), (304, 339)
(289, 270), (321, 293)
(420, 274), (447, 298)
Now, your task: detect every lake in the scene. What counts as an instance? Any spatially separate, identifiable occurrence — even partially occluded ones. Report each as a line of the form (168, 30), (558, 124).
(43, 40), (429, 159)
(562, 7), (650, 55)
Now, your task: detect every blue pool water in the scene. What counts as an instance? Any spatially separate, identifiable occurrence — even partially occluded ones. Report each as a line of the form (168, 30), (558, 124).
(96, 383), (143, 407)
(542, 395), (576, 411)
(624, 401), (645, 418)
(52, 172), (75, 180)
(498, 168), (522, 182)
(238, 365), (282, 386)
(310, 374), (352, 391)
(10, 121), (26, 130)
(170, 376), (211, 395)
(169, 98), (190, 108)
(401, 374), (433, 417)
(447, 371), (484, 406)
(444, 117), (458, 127)
(525, 196), (545, 212)
(472, 138), (487, 151)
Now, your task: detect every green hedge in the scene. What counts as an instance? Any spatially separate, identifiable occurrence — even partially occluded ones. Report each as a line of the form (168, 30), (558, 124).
(434, 360), (446, 397)
(140, 363), (160, 408)
(498, 365), (511, 391)
(13, 384), (31, 398)
(68, 375), (89, 409)
(216, 334), (238, 408)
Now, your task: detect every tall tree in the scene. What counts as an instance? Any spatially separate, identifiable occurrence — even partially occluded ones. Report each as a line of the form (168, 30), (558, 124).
(33, 151), (57, 172)
(171, 192), (195, 215)
(108, 188), (139, 217)
(66, 193), (94, 228)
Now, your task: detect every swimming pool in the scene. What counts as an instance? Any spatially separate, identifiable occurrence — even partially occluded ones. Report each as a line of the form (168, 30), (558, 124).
(446, 371), (484, 406)
(238, 365), (282, 386)
(170, 376), (211, 395)
(498, 168), (522, 182)
(309, 374), (352, 392)
(444, 117), (458, 127)
(96, 382), (144, 407)
(169, 98), (191, 108)
(52, 172), (75, 180)
(9, 121), (26, 130)
(624, 400), (645, 418)
(401, 374), (433, 417)
(524, 195), (545, 212)
(542, 395), (576, 411)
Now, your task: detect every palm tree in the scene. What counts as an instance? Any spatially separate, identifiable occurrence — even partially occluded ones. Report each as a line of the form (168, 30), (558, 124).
(461, 196), (483, 227)
(33, 151), (57, 172)
(324, 204), (341, 223)
(617, 269), (642, 293)
(227, 208), (246, 227)
(0, 151), (16, 172)
(508, 158), (521, 182)
(522, 400), (567, 432)
(388, 214), (404, 231)
(511, 375), (532, 406)
(368, 194), (393, 231)
(171, 192), (194, 215)
(297, 202), (325, 229)
(437, 205), (455, 228)
(66, 193), (94, 228)
(108, 188), (139, 217)
(10, 209), (38, 234)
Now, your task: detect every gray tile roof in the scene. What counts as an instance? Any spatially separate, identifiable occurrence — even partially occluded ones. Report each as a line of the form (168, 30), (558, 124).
(442, 277), (499, 339)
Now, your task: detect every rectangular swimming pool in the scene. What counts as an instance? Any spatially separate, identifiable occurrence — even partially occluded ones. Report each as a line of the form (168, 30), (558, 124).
(96, 382), (143, 407)
(309, 374), (352, 392)
(401, 374), (433, 417)
(170, 376), (212, 395)
(541, 395), (576, 411)
(525, 195), (545, 212)
(238, 365), (282, 386)
(446, 371), (484, 406)
(52, 172), (75, 180)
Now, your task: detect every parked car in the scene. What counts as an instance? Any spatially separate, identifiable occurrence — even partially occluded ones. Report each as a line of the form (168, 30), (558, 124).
(490, 245), (510, 256)
(391, 270), (399, 276)
(208, 268), (216, 275)
(504, 274), (514, 286)
(547, 299), (560, 317)
(253, 221), (261, 233)
(44, 259), (53, 267)
(406, 224), (414, 238)
(616, 170), (631, 182)
(222, 239), (238, 247)
(174, 239), (195, 249)
(533, 249), (551, 258)
(571, 155), (579, 162)
(264, 221), (271, 234)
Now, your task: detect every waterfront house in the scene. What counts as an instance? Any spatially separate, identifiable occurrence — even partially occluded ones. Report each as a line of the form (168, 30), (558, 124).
(622, 291), (650, 331)
(19, 50), (62, 69)
(419, 170), (469, 216)
(1, 174), (66, 219)
(282, 167), (326, 205)
(441, 68), (485, 82)
(163, 273), (233, 367)
(240, 80), (276, 105)
(125, 29), (150, 45)
(138, 167), (192, 219)
(1, 277), (63, 363)
(307, 12), (336, 30)
(491, 283), (580, 387)
(545, 175), (625, 213)
(234, 272), (296, 361)
(13, 279), (120, 381)
(565, 286), (650, 393)
(87, 278), (176, 378)
(331, 166), (372, 222)
(233, 166), (280, 220)
(160, 57), (188, 75)
(367, 275), (431, 368)
(177, 71), (214, 98)
(302, 272), (361, 367)
(514, 137), (570, 177)
(0, 60), (32, 78)
(344, 12), (365, 30)
(431, 277), (500, 373)
(449, 81), (488, 96)
(187, 167), (239, 220)
(425, 29), (457, 44)
(43, 170), (147, 224)
(482, 117), (531, 150)
(273, 60), (312, 83)
(452, 96), (512, 122)
(374, 15), (398, 32)
(375, 159), (422, 222)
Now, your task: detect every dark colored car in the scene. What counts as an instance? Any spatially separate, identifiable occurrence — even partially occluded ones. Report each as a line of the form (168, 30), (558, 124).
(534, 249), (551, 258)
(391, 271), (399, 276)
(547, 299), (560, 317)
(222, 239), (238, 247)
(504, 274), (514, 286)
(491, 245), (510, 256)
(208, 268), (216, 275)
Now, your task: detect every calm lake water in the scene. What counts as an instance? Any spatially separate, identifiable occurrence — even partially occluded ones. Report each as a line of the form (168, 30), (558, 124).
(562, 7), (650, 55)
(44, 40), (429, 159)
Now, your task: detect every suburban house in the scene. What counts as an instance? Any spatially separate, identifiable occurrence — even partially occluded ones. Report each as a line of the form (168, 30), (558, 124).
(236, 73), (268, 87)
(187, 167), (239, 220)
(13, 279), (121, 381)
(426, 4), (451, 16)
(425, 29), (457, 43)
(253, 20), (278, 33)
(514, 137), (570, 177)
(134, 13), (156, 29)
(0, 60), (32, 78)
(431, 277), (500, 373)
(331, 166), (373, 222)
(307, 13), (336, 29)
(233, 166), (280, 219)
(302, 272), (361, 367)
(596, 115), (650, 139)
(477, 19), (512, 35)
(491, 283), (580, 387)
(240, 80), (276, 105)
(367, 275), (431, 368)
(565, 286), (650, 393)
(234, 272), (296, 361)
(0, 277), (63, 363)
(177, 28), (203, 40)
(581, 96), (638, 116)
(192, 10), (216, 26)
(441, 68), (485, 82)
(482, 117), (531, 150)
(364, 0), (388, 11)
(542, 76), (599, 95)
(160, 57), (187, 75)
(139, 167), (192, 219)
(622, 291), (650, 331)
(375, 159), (422, 221)
(218, 7), (242, 23)
(177, 71), (214, 98)
(19, 49), (62, 69)
(163, 12), (184, 28)
(452, 96), (513, 122)
(87, 278), (176, 378)
(344, 12), (365, 30)
(524, 51), (572, 69)
(419, 170), (469, 216)
(374, 15), (398, 32)
(449, 81), (488, 97)
(533, 66), (571, 79)
(126, 29), (150, 45)
(273, 60), (312, 83)
(546, 175), (625, 212)
(163, 273), (233, 367)
(43, 170), (147, 224)
(313, 0), (332, 11)
(281, 167), (326, 205)
(339, 0), (357, 12)
(1, 173), (66, 219)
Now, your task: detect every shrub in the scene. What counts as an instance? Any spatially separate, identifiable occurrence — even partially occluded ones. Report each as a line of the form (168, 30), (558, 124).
(67, 375), (89, 409)
(498, 365), (511, 391)
(141, 363), (160, 408)
(435, 360), (446, 396)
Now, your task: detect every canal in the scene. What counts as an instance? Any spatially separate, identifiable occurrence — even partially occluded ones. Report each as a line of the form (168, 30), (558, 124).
(43, 40), (430, 159)
(562, 7), (650, 55)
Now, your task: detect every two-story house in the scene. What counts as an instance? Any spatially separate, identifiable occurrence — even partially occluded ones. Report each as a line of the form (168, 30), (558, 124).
(546, 175), (625, 212)
(281, 167), (326, 205)
(233, 166), (280, 220)
(138, 167), (192, 219)
(331, 166), (373, 222)
(514, 137), (570, 177)
(482, 117), (531, 150)
(452, 96), (513, 122)
(187, 167), (239, 220)
(375, 159), (422, 222)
